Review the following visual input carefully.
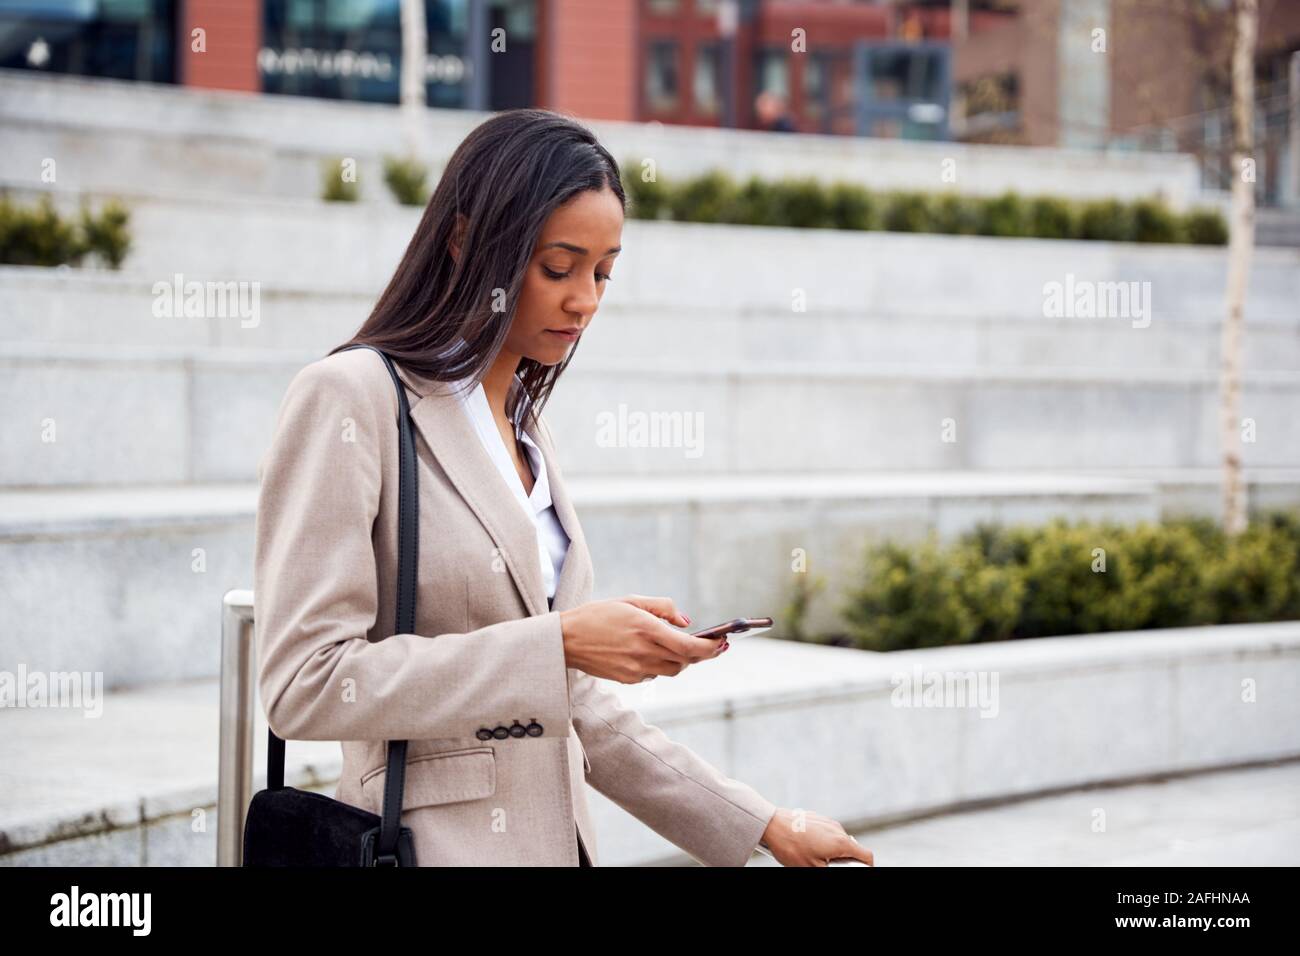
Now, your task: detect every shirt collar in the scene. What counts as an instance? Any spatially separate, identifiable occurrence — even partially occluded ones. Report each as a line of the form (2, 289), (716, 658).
(454, 373), (551, 514)
(450, 371), (530, 427)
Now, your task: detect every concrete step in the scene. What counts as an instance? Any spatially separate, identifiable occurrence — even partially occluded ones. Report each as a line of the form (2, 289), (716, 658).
(1256, 208), (1300, 248)
(0, 266), (374, 351)
(3, 344), (1300, 487)
(3, 470), (1298, 690)
(4, 265), (1300, 371)
(0, 483), (257, 688)
(4, 620), (1297, 865)
(0, 675), (342, 866)
(5, 181), (1300, 318)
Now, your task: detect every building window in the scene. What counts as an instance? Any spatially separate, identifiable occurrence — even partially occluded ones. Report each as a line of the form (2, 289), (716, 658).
(263, 0), (452, 105)
(645, 39), (679, 112)
(805, 53), (828, 122)
(0, 0), (177, 83)
(865, 47), (945, 104)
(855, 42), (951, 140)
(758, 50), (789, 98)
(955, 71), (1020, 139)
(755, 48), (789, 98)
(694, 42), (720, 116)
(486, 0), (537, 110)
(260, 0), (533, 108)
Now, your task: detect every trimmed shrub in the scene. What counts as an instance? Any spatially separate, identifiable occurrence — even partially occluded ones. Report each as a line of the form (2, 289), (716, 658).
(827, 181), (877, 230)
(1183, 207), (1229, 245)
(977, 190), (1027, 237)
(0, 194), (84, 266)
(842, 536), (979, 651)
(838, 511), (1300, 651)
(0, 193), (132, 269)
(779, 571), (829, 644)
(670, 169), (740, 223)
(1204, 519), (1300, 623)
(954, 544), (1027, 643)
(930, 192), (982, 235)
(617, 166), (1229, 245)
(622, 163), (672, 220)
(880, 191), (934, 233)
(79, 199), (131, 269)
(767, 176), (832, 229)
(1131, 197), (1181, 243)
(1027, 196), (1077, 240)
(321, 157), (360, 202)
(1078, 198), (1135, 241)
(382, 155), (430, 206)
(729, 175), (778, 226)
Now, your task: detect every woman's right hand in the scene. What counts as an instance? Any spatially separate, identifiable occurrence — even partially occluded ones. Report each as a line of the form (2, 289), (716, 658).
(559, 595), (726, 684)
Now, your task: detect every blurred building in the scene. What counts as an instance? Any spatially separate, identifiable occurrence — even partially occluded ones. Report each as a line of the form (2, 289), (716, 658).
(638, 0), (969, 138)
(953, 0), (1300, 206)
(0, 0), (971, 138)
(2, 0), (1298, 202)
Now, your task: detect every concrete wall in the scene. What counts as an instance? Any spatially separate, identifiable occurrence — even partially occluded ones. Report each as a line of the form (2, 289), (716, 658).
(0, 68), (1204, 207)
(4, 621), (1296, 865)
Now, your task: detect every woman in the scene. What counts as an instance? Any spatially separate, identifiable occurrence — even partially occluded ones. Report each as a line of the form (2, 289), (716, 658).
(253, 108), (872, 867)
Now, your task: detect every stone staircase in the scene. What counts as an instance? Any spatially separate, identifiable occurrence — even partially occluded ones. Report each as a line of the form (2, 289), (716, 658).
(3, 73), (1299, 865)
(3, 195), (1300, 679)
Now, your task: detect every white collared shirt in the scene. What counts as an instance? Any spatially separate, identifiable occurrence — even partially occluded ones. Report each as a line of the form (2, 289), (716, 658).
(453, 374), (570, 606)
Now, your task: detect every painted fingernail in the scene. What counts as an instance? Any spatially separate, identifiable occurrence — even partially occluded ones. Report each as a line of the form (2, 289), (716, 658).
(720, 641), (730, 651)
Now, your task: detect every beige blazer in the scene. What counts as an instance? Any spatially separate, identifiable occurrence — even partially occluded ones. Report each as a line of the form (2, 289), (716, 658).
(253, 346), (777, 866)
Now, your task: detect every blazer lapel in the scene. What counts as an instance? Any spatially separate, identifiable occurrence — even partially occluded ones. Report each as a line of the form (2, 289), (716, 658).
(394, 362), (586, 619)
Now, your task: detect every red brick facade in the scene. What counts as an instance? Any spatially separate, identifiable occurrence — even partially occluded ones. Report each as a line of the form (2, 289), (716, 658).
(181, 0), (261, 92)
(537, 0), (637, 119)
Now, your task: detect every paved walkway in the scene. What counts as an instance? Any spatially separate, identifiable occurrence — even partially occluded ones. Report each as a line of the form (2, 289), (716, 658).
(749, 761), (1300, 866)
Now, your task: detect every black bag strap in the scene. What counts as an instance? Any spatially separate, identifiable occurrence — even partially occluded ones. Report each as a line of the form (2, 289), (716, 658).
(266, 343), (419, 865)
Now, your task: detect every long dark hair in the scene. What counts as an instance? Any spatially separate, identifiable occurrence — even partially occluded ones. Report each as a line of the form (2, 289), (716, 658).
(329, 107), (627, 439)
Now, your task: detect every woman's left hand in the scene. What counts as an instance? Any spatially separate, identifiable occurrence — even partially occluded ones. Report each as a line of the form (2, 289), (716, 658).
(614, 594), (729, 664)
(759, 808), (875, 867)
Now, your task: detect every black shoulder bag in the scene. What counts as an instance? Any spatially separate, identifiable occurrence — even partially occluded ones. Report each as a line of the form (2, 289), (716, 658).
(243, 344), (419, 866)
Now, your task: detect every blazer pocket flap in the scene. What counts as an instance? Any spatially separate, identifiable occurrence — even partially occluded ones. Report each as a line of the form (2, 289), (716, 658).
(361, 746), (496, 811)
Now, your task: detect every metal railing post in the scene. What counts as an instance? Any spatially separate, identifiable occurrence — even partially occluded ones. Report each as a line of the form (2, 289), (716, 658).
(217, 589), (257, 866)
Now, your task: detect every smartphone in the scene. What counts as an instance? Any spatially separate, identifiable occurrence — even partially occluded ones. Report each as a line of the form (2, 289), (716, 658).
(691, 617), (773, 640)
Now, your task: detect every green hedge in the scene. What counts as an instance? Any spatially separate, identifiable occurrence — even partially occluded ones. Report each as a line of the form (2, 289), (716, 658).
(319, 156), (431, 204)
(622, 164), (1227, 245)
(321, 157), (360, 202)
(382, 155), (430, 206)
(0, 193), (132, 269)
(835, 510), (1300, 651)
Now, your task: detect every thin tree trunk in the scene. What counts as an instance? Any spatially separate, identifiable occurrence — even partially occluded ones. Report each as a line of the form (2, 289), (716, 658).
(400, 0), (428, 158)
(1220, 0), (1256, 537)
